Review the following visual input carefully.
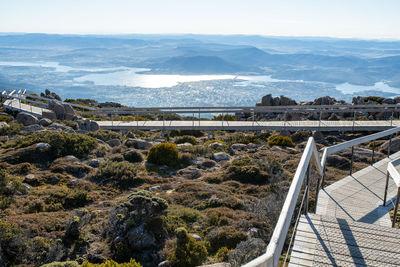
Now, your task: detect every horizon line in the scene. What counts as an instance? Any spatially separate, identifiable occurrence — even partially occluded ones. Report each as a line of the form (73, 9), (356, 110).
(1, 31), (400, 42)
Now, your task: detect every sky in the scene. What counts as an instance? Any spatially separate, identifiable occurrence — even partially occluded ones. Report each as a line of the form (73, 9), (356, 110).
(1, 0), (400, 39)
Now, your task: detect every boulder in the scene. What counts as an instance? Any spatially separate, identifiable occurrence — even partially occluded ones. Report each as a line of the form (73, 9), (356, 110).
(63, 103), (76, 120)
(106, 139), (121, 147)
(313, 96), (336, 105)
(213, 152), (230, 162)
(247, 143), (258, 149)
(42, 110), (57, 120)
(312, 131), (324, 141)
(231, 143), (247, 151)
(280, 95), (297, 105)
(90, 120), (100, 131)
(228, 238), (267, 267)
(16, 112), (39, 126)
(88, 159), (100, 168)
(127, 139), (153, 149)
(380, 136), (400, 154)
(23, 174), (40, 186)
(0, 121), (9, 130)
(260, 94), (273, 106)
(42, 89), (62, 101)
(21, 124), (43, 132)
(127, 224), (156, 250)
(48, 100), (65, 120)
(39, 118), (52, 127)
(201, 159), (217, 168)
(177, 167), (201, 179)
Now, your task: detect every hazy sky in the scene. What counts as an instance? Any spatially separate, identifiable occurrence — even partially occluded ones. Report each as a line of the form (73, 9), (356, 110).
(1, 0), (399, 39)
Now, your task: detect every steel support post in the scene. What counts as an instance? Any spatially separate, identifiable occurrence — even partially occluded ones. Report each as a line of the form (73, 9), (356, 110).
(350, 146), (354, 175)
(392, 187), (400, 228)
(383, 171), (390, 206)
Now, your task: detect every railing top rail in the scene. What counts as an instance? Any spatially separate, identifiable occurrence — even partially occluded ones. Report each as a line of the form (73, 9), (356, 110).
(243, 137), (322, 267)
(93, 103), (400, 112)
(324, 127), (400, 157)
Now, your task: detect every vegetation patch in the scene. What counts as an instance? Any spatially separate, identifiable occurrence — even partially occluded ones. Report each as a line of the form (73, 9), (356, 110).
(147, 143), (179, 167)
(268, 135), (294, 147)
(7, 132), (98, 158)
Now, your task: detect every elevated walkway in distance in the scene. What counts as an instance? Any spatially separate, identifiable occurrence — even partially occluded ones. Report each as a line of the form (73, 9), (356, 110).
(289, 152), (400, 266)
(97, 120), (400, 132)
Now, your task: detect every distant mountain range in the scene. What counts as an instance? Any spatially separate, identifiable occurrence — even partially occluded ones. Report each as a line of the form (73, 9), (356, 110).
(0, 33), (400, 86)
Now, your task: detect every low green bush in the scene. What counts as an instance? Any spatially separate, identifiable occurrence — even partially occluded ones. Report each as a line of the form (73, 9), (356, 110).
(215, 246), (230, 262)
(0, 219), (26, 265)
(0, 115), (11, 123)
(88, 129), (122, 142)
(226, 164), (270, 184)
(207, 226), (247, 252)
(168, 227), (208, 267)
(94, 161), (141, 189)
(175, 136), (198, 145)
(0, 121), (21, 136)
(44, 188), (89, 211)
(212, 114), (236, 121)
(123, 150), (143, 163)
(7, 132), (98, 158)
(147, 143), (179, 167)
(268, 135), (294, 147)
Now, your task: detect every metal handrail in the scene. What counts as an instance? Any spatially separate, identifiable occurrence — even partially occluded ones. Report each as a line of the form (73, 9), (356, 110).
(243, 137), (323, 267)
(383, 157), (400, 227)
(244, 127), (400, 267)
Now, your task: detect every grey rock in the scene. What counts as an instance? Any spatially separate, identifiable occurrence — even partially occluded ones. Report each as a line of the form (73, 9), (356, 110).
(88, 159), (100, 168)
(312, 131), (324, 141)
(247, 143), (258, 149)
(21, 124), (43, 132)
(201, 159), (217, 168)
(48, 123), (67, 130)
(190, 233), (202, 241)
(380, 136), (400, 154)
(231, 143), (247, 151)
(90, 120), (100, 131)
(23, 174), (40, 186)
(36, 143), (51, 150)
(148, 185), (161, 192)
(42, 110), (57, 120)
(177, 167), (201, 179)
(229, 238), (267, 267)
(213, 152), (230, 162)
(313, 96), (336, 105)
(128, 139), (153, 149)
(127, 224), (156, 250)
(16, 112), (39, 126)
(39, 118), (52, 127)
(60, 155), (79, 163)
(0, 121), (8, 129)
(106, 138), (122, 147)
(158, 261), (171, 267)
(177, 142), (193, 148)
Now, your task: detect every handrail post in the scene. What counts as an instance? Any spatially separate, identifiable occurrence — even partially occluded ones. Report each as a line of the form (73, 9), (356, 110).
(318, 109), (322, 131)
(383, 170), (390, 206)
(350, 146), (354, 175)
(391, 111), (394, 126)
(392, 187), (400, 228)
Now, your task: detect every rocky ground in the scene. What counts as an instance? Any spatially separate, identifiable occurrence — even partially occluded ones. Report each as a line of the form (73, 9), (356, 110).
(0, 91), (398, 267)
